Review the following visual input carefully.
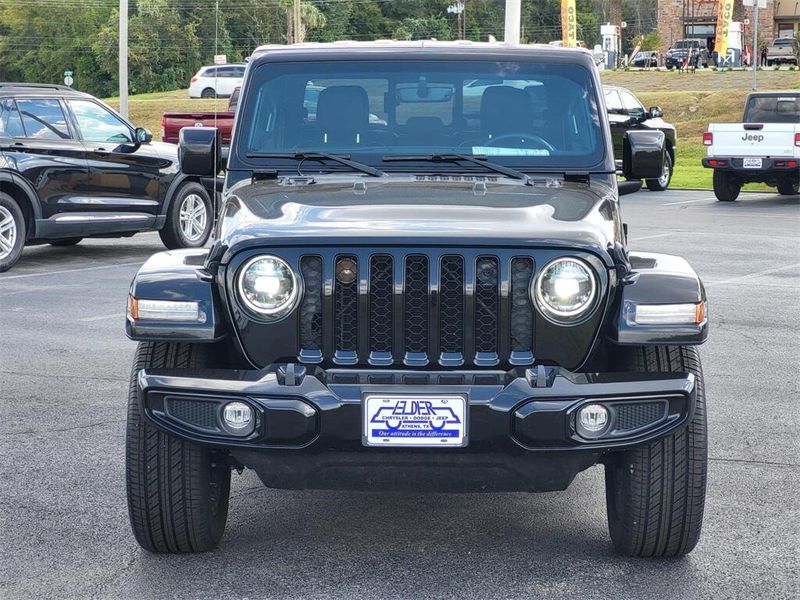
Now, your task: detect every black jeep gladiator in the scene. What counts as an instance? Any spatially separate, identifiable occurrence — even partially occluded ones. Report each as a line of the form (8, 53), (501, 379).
(124, 42), (709, 557)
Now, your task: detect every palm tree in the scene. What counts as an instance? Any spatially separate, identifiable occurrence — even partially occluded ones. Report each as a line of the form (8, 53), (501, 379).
(281, 0), (327, 43)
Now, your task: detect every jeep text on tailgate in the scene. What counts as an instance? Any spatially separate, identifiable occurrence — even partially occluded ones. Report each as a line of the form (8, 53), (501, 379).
(124, 41), (710, 557)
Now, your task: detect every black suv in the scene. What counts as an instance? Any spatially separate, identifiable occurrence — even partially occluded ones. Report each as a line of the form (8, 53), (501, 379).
(124, 43), (709, 557)
(665, 39), (710, 70)
(604, 85), (677, 191)
(0, 83), (216, 272)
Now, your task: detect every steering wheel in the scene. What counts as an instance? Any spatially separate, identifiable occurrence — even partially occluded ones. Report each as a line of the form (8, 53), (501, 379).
(483, 133), (556, 153)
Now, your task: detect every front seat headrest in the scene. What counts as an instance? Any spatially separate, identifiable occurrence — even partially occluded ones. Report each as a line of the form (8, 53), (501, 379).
(316, 85), (370, 145)
(480, 86), (535, 136)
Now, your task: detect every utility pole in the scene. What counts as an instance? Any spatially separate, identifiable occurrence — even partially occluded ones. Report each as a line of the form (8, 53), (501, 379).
(504, 0), (521, 44)
(752, 2), (759, 90)
(447, 2), (465, 40)
(293, 0), (302, 44)
(119, 0), (128, 118)
(744, 0), (762, 90)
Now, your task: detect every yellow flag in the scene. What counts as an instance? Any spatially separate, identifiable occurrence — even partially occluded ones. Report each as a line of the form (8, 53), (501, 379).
(714, 0), (735, 58)
(561, 0), (577, 48)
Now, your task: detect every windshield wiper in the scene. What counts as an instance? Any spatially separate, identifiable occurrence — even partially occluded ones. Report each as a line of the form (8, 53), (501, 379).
(245, 151), (385, 177)
(382, 153), (531, 185)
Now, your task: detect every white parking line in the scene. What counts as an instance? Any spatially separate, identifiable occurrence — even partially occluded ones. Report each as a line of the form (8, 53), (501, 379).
(662, 198), (710, 206)
(708, 262), (800, 285)
(0, 261), (143, 281)
(629, 232), (674, 241)
(80, 313), (124, 322)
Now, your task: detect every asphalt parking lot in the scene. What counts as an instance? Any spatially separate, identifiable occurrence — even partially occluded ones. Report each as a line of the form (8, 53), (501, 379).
(1, 189), (798, 600)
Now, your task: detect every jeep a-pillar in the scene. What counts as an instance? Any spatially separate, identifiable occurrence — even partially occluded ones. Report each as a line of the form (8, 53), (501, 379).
(124, 42), (709, 556)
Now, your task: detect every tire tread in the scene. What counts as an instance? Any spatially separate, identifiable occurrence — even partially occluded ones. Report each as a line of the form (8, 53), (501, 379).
(126, 342), (230, 553)
(606, 345), (707, 557)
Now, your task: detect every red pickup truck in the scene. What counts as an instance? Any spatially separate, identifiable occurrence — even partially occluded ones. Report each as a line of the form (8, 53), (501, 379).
(160, 87), (239, 144)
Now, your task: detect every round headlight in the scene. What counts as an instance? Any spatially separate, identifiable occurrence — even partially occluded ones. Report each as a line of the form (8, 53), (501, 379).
(237, 255), (299, 318)
(534, 257), (598, 323)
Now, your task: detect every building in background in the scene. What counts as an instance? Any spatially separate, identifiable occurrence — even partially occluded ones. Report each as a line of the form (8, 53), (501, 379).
(775, 0), (800, 37)
(657, 1), (799, 53)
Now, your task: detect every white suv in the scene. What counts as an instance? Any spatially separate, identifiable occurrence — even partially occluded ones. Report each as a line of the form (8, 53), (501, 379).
(188, 65), (245, 99)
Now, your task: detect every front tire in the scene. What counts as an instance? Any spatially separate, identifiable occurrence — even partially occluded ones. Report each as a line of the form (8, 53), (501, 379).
(713, 170), (740, 202)
(776, 176), (799, 196)
(605, 346), (708, 557)
(0, 192), (25, 273)
(126, 342), (231, 553)
(646, 151), (673, 191)
(159, 182), (213, 249)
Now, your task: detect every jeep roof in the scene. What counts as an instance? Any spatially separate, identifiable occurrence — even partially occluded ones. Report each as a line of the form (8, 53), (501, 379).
(251, 40), (593, 61)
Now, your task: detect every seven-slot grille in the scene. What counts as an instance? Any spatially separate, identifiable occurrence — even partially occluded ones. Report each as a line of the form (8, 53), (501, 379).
(297, 250), (536, 368)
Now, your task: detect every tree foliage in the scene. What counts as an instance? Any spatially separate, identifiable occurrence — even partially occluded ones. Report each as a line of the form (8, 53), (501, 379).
(0, 0), (658, 97)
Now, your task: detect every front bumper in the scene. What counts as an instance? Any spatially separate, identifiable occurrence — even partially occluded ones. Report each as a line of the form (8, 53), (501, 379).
(136, 365), (695, 492)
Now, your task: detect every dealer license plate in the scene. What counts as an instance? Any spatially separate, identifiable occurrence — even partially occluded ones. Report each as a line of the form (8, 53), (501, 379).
(363, 395), (467, 447)
(743, 158), (763, 169)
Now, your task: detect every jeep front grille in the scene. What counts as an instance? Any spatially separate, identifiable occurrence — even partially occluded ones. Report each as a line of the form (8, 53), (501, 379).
(297, 250), (536, 368)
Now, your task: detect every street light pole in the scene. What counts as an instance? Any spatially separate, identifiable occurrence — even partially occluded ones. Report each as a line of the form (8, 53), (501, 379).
(752, 2), (759, 90)
(504, 0), (521, 44)
(119, 0), (128, 119)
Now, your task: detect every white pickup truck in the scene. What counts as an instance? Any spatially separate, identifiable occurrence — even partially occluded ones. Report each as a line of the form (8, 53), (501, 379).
(702, 91), (800, 201)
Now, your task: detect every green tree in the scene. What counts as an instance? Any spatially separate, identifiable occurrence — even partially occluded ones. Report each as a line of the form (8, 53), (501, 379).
(0, 1), (114, 95)
(394, 15), (453, 41)
(93, 0), (203, 95)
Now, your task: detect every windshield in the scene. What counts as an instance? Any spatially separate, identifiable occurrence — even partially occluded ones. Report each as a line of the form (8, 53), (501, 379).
(744, 95), (800, 123)
(237, 59), (605, 170)
(772, 39), (795, 46)
(674, 41), (698, 49)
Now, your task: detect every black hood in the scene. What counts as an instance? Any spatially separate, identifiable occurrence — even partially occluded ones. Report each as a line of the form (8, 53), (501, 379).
(212, 175), (623, 267)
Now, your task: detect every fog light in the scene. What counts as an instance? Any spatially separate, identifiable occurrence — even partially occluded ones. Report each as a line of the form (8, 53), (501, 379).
(222, 401), (253, 433)
(576, 403), (609, 439)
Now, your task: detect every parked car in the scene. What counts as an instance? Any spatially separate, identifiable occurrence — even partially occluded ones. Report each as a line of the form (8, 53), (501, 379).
(702, 91), (800, 201)
(161, 90), (239, 145)
(604, 85), (677, 191)
(631, 50), (658, 68)
(665, 39), (709, 69)
(188, 64), (245, 98)
(546, 40), (588, 48)
(124, 42), (709, 558)
(766, 37), (800, 66)
(0, 83), (216, 272)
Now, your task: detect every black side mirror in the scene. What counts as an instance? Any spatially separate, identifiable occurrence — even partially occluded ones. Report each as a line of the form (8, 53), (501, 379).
(134, 127), (153, 144)
(618, 180), (643, 196)
(179, 126), (221, 176)
(648, 106), (663, 119)
(623, 130), (665, 181)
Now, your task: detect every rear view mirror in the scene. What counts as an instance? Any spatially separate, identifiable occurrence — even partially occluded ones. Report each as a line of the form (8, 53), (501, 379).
(179, 126), (221, 176)
(623, 130), (665, 181)
(396, 83), (454, 103)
